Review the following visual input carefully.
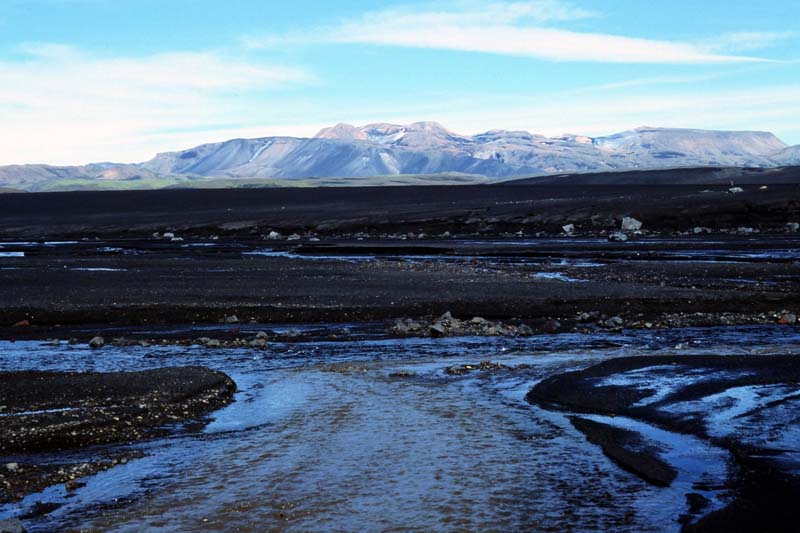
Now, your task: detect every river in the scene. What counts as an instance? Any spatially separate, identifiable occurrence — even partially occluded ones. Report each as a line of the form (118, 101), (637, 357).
(2, 325), (799, 531)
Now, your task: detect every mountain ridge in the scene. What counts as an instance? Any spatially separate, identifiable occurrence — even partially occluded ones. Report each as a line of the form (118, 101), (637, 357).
(1, 122), (798, 191)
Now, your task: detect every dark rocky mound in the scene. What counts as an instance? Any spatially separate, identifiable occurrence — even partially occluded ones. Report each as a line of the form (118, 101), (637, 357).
(527, 355), (800, 532)
(569, 416), (677, 488)
(0, 367), (237, 453)
(501, 166), (800, 186)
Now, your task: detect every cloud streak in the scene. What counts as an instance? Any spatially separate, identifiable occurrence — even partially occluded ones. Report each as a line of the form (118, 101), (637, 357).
(701, 31), (797, 53)
(244, 0), (773, 64)
(0, 45), (314, 165)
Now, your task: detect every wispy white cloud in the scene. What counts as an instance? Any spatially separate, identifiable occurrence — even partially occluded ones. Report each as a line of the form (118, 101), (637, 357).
(0, 44), (314, 165)
(244, 0), (773, 64)
(565, 73), (723, 93)
(702, 31), (797, 53)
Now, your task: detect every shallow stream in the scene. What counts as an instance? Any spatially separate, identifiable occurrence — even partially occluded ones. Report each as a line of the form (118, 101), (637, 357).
(1, 325), (799, 531)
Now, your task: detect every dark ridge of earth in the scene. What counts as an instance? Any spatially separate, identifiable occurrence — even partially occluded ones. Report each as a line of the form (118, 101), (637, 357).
(527, 355), (800, 533)
(0, 367), (237, 454)
(0, 367), (236, 504)
(502, 166), (800, 186)
(0, 244), (798, 331)
(569, 416), (678, 488)
(0, 170), (799, 240)
(0, 233), (798, 331)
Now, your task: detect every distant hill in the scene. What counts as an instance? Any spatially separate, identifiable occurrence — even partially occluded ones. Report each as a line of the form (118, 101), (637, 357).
(775, 145), (800, 166)
(1, 122), (798, 191)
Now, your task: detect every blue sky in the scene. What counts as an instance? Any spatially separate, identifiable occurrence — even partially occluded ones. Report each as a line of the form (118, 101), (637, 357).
(1, 0), (798, 164)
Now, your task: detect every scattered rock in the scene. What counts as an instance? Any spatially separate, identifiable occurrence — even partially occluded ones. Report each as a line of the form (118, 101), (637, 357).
(693, 227), (712, 234)
(255, 331), (269, 339)
(391, 313), (549, 338)
(445, 361), (509, 375)
(602, 316), (625, 330)
(728, 186), (744, 194)
(429, 323), (447, 337)
(786, 222), (800, 233)
(562, 224), (576, 236)
(162, 232), (175, 239)
(88, 336), (105, 349)
(621, 217), (643, 232)
(249, 338), (268, 348)
(201, 338), (221, 348)
(5, 462), (19, 472)
(778, 313), (797, 325)
(543, 319), (561, 333)
(224, 315), (239, 324)
(391, 318), (425, 335)
(391, 320), (410, 335)
(267, 231), (281, 240)
(608, 232), (629, 242)
(576, 311), (600, 322)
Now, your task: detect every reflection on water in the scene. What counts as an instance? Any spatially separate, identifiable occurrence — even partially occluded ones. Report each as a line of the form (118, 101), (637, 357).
(1, 326), (799, 532)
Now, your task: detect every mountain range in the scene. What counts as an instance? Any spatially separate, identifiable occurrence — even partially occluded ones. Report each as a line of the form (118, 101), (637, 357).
(2, 122), (799, 191)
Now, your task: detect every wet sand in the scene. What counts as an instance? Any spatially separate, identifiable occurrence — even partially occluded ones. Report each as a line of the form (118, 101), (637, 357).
(1, 179), (798, 333)
(0, 236), (798, 335)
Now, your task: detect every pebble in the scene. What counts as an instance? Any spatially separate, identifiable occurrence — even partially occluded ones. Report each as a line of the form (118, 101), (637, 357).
(88, 336), (105, 349)
(249, 338), (268, 348)
(621, 217), (643, 232)
(429, 323), (447, 337)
